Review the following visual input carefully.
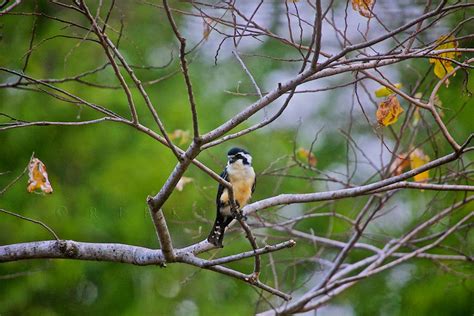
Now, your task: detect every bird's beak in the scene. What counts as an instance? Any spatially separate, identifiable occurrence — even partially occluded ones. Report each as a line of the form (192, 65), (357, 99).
(228, 155), (237, 163)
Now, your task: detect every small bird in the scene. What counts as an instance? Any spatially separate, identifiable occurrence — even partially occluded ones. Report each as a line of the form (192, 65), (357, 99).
(207, 147), (256, 247)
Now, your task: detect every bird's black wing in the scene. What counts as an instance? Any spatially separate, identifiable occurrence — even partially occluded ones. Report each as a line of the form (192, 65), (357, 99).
(251, 173), (256, 195)
(208, 168), (231, 247)
(215, 168), (229, 206)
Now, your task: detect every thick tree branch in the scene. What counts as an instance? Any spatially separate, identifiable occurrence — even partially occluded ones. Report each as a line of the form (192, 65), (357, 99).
(243, 147), (472, 215)
(147, 201), (176, 262)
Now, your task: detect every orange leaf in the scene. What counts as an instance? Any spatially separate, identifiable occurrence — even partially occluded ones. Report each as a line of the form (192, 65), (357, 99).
(27, 157), (53, 194)
(351, 0), (374, 18)
(297, 147), (317, 167)
(376, 95), (404, 126)
(389, 153), (410, 176)
(409, 149), (430, 183)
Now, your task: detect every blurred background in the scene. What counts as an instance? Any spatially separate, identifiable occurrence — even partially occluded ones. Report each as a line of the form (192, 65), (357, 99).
(0, 1), (473, 315)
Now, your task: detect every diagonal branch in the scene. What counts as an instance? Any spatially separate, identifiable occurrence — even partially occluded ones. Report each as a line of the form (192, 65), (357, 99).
(232, 50), (263, 98)
(147, 200), (176, 262)
(0, 68), (120, 118)
(242, 146), (473, 215)
(178, 254), (292, 301)
(0, 0), (21, 15)
(0, 117), (118, 131)
(202, 240), (295, 267)
(162, 0), (200, 139)
(79, 0), (139, 124)
(0, 209), (59, 241)
(310, 0), (322, 70)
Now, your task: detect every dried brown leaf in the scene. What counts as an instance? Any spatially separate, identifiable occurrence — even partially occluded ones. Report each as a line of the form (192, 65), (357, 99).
(376, 95), (404, 126)
(27, 157), (53, 194)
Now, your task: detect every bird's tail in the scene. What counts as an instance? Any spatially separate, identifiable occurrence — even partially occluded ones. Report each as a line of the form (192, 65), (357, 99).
(207, 219), (225, 247)
(207, 217), (232, 247)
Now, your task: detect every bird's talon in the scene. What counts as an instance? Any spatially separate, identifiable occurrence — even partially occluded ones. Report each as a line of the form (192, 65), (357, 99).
(232, 210), (247, 221)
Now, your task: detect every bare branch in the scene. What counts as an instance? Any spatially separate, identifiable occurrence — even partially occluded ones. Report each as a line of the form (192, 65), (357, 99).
(147, 199), (176, 262)
(243, 147), (471, 215)
(0, 209), (59, 241)
(162, 0), (200, 139)
(0, 0), (21, 16)
(202, 240), (296, 267)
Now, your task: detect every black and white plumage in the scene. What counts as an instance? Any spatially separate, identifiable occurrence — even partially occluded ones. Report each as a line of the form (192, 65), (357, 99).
(207, 147), (256, 247)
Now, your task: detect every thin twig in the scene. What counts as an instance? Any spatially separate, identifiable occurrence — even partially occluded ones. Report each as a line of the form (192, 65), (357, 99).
(162, 0), (200, 139)
(0, 209), (59, 240)
(202, 240), (295, 267)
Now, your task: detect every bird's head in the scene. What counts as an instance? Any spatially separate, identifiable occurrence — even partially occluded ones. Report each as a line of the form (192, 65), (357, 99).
(227, 147), (252, 166)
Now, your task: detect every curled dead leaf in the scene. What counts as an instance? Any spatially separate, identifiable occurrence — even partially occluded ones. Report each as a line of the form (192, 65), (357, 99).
(352, 0), (374, 18)
(27, 157), (53, 194)
(376, 95), (404, 126)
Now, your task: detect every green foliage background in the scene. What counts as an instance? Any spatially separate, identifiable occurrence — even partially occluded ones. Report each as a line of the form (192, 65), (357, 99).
(1, 1), (472, 315)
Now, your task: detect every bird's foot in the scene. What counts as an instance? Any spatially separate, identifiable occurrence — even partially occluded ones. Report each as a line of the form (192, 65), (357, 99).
(208, 232), (225, 248)
(232, 209), (247, 221)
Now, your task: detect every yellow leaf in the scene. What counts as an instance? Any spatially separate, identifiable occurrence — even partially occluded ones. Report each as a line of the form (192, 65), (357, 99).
(351, 0), (374, 18)
(376, 95), (404, 126)
(297, 147), (317, 167)
(374, 83), (402, 98)
(27, 157), (53, 194)
(428, 35), (461, 85)
(409, 149), (430, 183)
(168, 129), (191, 145)
(433, 60), (455, 80)
(176, 176), (193, 191)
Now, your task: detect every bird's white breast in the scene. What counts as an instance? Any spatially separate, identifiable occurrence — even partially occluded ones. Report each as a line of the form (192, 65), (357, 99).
(226, 161), (255, 208)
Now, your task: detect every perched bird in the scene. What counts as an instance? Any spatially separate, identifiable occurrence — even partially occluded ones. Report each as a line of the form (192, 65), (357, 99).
(207, 147), (256, 247)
